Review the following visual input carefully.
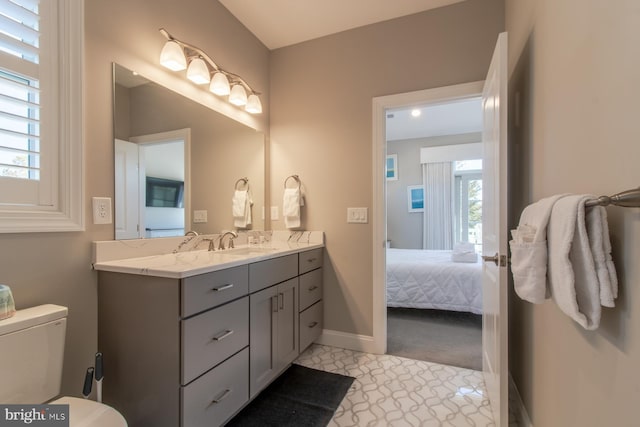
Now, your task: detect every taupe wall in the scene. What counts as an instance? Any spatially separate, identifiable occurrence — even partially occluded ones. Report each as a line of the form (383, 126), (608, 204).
(387, 133), (481, 249)
(0, 0), (269, 396)
(507, 0), (640, 425)
(270, 0), (504, 336)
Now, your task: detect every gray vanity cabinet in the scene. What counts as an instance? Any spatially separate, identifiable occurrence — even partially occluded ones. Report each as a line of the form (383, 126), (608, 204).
(98, 266), (250, 427)
(248, 254), (299, 398)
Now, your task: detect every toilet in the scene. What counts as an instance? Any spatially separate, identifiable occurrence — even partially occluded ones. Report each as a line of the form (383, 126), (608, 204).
(0, 304), (127, 426)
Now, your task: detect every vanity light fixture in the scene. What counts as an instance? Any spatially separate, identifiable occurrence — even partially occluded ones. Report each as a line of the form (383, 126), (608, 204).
(159, 28), (262, 114)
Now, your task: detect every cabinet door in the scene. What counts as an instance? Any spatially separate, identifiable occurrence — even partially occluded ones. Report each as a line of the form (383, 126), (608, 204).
(276, 278), (299, 368)
(249, 285), (278, 398)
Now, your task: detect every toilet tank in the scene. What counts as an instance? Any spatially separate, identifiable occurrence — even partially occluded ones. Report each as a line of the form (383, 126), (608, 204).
(0, 304), (68, 404)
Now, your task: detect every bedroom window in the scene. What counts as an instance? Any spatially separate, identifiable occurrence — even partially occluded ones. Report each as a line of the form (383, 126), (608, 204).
(454, 160), (482, 251)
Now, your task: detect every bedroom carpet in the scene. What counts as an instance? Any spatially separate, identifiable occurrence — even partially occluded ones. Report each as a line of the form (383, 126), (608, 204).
(387, 307), (483, 370)
(226, 364), (354, 427)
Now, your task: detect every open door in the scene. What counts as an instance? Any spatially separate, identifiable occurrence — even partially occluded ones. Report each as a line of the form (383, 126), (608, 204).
(114, 139), (141, 239)
(481, 32), (509, 425)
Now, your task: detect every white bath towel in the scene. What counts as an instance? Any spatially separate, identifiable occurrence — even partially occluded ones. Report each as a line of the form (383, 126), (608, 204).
(585, 205), (618, 307)
(548, 195), (602, 330)
(283, 187), (301, 229)
(232, 190), (252, 228)
(509, 194), (566, 303)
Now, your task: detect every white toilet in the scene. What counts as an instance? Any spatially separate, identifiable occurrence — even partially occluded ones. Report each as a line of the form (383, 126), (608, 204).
(0, 304), (127, 427)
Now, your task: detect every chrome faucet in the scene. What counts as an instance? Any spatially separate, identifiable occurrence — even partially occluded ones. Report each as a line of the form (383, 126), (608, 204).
(218, 231), (238, 250)
(173, 231), (200, 253)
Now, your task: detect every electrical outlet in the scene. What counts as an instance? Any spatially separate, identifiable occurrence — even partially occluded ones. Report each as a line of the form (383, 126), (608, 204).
(92, 197), (112, 225)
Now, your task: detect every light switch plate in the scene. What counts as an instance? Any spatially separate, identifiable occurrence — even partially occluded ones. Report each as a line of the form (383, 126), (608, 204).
(193, 210), (208, 223)
(92, 197), (112, 224)
(347, 207), (368, 223)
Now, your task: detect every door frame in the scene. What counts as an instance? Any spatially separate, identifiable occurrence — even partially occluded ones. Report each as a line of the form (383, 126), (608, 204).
(371, 81), (485, 354)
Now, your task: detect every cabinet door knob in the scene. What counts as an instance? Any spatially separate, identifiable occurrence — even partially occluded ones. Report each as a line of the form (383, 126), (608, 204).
(211, 389), (231, 404)
(308, 321), (318, 328)
(212, 329), (234, 341)
(211, 283), (234, 292)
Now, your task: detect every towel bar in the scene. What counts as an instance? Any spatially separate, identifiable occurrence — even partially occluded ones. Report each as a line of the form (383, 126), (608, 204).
(585, 187), (640, 208)
(284, 174), (301, 189)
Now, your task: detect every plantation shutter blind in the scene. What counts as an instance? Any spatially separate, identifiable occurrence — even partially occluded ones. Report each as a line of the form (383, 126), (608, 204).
(0, 0), (55, 207)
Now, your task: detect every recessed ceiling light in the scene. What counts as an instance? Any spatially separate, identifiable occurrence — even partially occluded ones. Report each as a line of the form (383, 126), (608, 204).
(411, 109), (421, 117)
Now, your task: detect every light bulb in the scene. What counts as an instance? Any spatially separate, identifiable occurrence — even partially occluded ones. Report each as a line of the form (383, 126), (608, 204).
(229, 84), (247, 106)
(159, 40), (186, 71)
(210, 72), (230, 96)
(186, 58), (210, 84)
(245, 94), (262, 114)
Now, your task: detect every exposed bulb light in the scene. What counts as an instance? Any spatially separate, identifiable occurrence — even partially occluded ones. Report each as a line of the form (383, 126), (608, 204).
(160, 40), (186, 71)
(186, 57), (210, 84)
(411, 109), (421, 117)
(210, 72), (230, 96)
(159, 28), (262, 113)
(229, 84), (247, 106)
(245, 94), (262, 114)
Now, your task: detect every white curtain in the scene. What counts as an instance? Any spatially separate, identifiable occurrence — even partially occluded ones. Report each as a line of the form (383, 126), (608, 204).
(422, 162), (454, 250)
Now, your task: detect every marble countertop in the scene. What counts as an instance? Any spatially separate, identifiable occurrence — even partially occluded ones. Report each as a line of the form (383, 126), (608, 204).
(93, 234), (323, 279)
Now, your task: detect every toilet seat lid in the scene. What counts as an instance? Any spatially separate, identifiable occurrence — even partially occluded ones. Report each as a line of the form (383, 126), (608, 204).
(51, 396), (127, 427)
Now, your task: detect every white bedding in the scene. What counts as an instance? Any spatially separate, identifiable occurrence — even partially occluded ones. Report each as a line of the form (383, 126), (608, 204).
(386, 248), (483, 314)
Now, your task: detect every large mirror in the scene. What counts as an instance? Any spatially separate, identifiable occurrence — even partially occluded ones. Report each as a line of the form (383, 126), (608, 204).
(113, 63), (265, 239)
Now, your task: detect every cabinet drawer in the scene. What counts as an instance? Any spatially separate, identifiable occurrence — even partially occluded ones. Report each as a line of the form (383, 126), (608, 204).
(249, 254), (298, 293)
(182, 265), (248, 317)
(299, 248), (323, 274)
(182, 297), (249, 385)
(299, 301), (323, 351)
(181, 347), (248, 427)
(299, 268), (322, 311)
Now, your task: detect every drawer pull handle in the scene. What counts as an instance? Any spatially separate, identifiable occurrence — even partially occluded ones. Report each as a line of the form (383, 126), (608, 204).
(307, 258), (317, 263)
(212, 283), (234, 292)
(308, 285), (318, 291)
(212, 389), (231, 404)
(279, 293), (284, 310)
(308, 321), (318, 328)
(212, 330), (234, 341)
(272, 295), (278, 313)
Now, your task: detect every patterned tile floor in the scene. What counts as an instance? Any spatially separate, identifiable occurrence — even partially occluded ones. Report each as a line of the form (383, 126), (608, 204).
(295, 344), (496, 427)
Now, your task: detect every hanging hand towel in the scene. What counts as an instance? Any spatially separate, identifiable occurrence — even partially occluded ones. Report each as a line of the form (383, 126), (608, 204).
(509, 194), (566, 304)
(232, 190), (252, 228)
(283, 187), (301, 229)
(548, 195), (602, 330)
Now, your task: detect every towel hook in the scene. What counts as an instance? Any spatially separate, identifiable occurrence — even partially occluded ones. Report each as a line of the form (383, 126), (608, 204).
(235, 177), (249, 191)
(284, 175), (301, 189)
(585, 187), (640, 208)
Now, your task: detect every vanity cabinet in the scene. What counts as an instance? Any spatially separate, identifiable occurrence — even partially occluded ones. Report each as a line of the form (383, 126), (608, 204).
(248, 254), (299, 398)
(98, 265), (250, 427)
(298, 248), (324, 352)
(97, 246), (324, 427)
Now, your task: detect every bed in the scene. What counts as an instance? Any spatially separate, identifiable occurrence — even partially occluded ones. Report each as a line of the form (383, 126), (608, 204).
(386, 248), (483, 314)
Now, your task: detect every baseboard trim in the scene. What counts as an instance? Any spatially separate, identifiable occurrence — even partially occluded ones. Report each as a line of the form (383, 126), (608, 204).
(509, 374), (533, 427)
(316, 329), (380, 354)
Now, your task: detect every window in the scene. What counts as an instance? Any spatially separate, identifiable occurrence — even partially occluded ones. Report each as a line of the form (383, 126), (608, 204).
(454, 160), (482, 251)
(0, 0), (83, 232)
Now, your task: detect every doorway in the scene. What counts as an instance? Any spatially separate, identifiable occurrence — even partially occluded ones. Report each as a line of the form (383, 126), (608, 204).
(371, 81), (485, 360)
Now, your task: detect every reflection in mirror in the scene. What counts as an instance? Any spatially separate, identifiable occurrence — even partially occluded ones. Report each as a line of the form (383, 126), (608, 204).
(113, 63), (265, 239)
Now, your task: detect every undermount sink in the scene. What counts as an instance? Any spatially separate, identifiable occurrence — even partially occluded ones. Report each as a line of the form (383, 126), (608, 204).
(222, 246), (278, 256)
